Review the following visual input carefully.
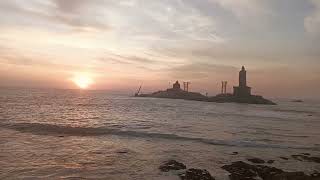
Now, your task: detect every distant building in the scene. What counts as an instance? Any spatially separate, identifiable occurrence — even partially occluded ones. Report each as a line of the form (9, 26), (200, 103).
(172, 80), (181, 90)
(233, 66), (251, 97)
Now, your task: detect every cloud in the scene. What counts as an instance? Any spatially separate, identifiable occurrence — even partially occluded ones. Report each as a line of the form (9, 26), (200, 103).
(305, 0), (320, 35)
(0, 1), (110, 32)
(168, 63), (237, 79)
(0, 46), (111, 74)
(106, 0), (224, 44)
(210, 0), (270, 19)
(53, 0), (90, 13)
(99, 51), (161, 65)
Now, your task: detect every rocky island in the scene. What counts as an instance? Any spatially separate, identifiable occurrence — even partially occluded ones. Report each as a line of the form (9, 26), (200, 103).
(137, 81), (207, 101)
(136, 66), (276, 105)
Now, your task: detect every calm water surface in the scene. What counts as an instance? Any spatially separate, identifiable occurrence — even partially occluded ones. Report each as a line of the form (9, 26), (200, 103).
(1, 88), (319, 179)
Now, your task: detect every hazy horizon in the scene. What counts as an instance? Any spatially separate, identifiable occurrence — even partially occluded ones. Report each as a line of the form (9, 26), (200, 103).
(1, 0), (320, 98)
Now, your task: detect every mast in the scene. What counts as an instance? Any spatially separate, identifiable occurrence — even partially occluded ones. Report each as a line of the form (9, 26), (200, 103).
(135, 84), (142, 96)
(137, 85), (142, 94)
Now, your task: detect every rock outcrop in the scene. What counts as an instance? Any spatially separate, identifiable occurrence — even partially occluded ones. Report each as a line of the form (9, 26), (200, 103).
(137, 91), (276, 105)
(222, 161), (320, 180)
(247, 158), (266, 164)
(209, 94), (276, 105)
(159, 160), (215, 180)
(138, 88), (208, 101)
(159, 160), (187, 172)
(179, 168), (215, 180)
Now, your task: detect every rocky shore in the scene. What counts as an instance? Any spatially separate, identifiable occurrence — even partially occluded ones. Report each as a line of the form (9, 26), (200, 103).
(136, 89), (276, 105)
(159, 153), (320, 180)
(137, 88), (208, 101)
(208, 94), (276, 105)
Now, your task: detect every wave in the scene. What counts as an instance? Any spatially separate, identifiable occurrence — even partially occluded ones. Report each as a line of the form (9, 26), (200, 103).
(0, 122), (319, 151)
(272, 109), (315, 114)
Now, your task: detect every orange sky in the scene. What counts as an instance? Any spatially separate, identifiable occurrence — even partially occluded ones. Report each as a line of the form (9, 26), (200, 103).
(0, 0), (320, 98)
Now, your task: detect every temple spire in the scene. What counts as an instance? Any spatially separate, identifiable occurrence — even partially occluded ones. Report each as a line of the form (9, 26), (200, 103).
(239, 66), (247, 87)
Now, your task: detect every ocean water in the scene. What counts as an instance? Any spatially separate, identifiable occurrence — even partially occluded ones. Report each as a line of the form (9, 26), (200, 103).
(0, 88), (319, 179)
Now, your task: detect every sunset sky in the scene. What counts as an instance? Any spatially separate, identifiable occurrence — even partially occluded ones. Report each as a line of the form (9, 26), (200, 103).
(0, 0), (319, 98)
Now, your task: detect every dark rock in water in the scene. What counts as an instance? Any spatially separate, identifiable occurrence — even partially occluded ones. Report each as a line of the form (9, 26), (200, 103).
(179, 168), (215, 180)
(291, 154), (320, 163)
(138, 88), (208, 101)
(229, 174), (256, 180)
(231, 152), (239, 155)
(137, 87), (275, 105)
(58, 135), (64, 137)
(301, 153), (311, 156)
(159, 160), (187, 172)
(309, 157), (320, 163)
(271, 171), (309, 180)
(308, 157), (320, 163)
(291, 155), (304, 161)
(208, 94), (276, 105)
(222, 161), (258, 179)
(221, 161), (283, 180)
(247, 158), (265, 164)
(292, 99), (303, 103)
(311, 171), (320, 178)
(221, 161), (319, 180)
(308, 114), (313, 117)
(255, 165), (283, 180)
(267, 160), (275, 164)
(280, 157), (289, 160)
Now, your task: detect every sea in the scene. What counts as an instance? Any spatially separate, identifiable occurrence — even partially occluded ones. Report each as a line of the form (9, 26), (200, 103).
(0, 88), (319, 179)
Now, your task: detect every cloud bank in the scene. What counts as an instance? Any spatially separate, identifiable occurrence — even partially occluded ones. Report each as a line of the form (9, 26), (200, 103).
(0, 0), (319, 98)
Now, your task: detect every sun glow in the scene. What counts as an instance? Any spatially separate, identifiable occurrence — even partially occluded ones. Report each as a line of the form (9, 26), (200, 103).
(72, 74), (93, 89)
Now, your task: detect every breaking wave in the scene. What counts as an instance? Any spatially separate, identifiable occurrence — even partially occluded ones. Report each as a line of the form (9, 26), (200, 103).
(1, 122), (318, 151)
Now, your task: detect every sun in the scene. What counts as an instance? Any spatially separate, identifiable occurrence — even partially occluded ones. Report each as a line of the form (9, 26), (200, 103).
(72, 74), (93, 89)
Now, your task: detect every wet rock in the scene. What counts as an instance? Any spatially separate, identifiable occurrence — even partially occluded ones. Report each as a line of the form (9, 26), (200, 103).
(221, 161), (320, 180)
(271, 171), (309, 180)
(255, 165), (283, 180)
(231, 152), (239, 155)
(58, 135), (64, 137)
(267, 160), (274, 164)
(280, 157), (289, 160)
(291, 154), (320, 163)
(221, 161), (283, 180)
(222, 161), (258, 179)
(228, 174), (257, 180)
(247, 158), (265, 164)
(301, 153), (311, 156)
(308, 156), (320, 163)
(159, 160), (187, 172)
(291, 155), (304, 161)
(179, 168), (215, 180)
(311, 171), (320, 178)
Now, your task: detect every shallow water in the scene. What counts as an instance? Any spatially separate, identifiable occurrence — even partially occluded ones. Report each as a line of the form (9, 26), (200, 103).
(1, 88), (320, 179)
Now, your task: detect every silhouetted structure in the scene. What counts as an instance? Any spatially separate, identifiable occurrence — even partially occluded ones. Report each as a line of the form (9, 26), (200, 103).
(135, 66), (276, 105)
(233, 66), (251, 97)
(183, 82), (191, 92)
(221, 81), (227, 94)
(134, 84), (142, 96)
(173, 81), (181, 90)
